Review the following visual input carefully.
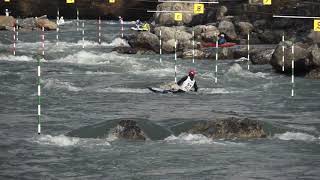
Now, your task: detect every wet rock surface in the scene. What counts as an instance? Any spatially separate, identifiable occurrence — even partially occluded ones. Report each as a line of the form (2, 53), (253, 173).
(112, 120), (146, 140)
(188, 118), (267, 139)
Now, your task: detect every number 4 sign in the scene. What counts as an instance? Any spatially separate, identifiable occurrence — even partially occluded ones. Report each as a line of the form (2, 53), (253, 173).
(263, 0), (272, 5)
(314, 20), (320, 32)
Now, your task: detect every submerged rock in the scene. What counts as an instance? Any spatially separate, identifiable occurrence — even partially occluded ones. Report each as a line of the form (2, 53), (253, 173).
(306, 68), (320, 79)
(113, 120), (146, 140)
(66, 119), (172, 141)
(172, 118), (267, 139)
(113, 47), (138, 54)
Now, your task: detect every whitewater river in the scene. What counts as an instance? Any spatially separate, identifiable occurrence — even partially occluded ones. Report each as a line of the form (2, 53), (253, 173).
(0, 20), (320, 179)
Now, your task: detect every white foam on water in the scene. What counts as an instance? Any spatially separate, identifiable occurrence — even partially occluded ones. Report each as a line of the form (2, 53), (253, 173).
(33, 134), (111, 147)
(275, 132), (317, 142)
(34, 135), (80, 147)
(43, 78), (82, 92)
(227, 63), (271, 79)
(52, 51), (110, 65)
(200, 88), (236, 94)
(132, 67), (174, 77)
(106, 20), (135, 25)
(0, 54), (35, 62)
(286, 124), (318, 133)
(164, 133), (245, 146)
(85, 71), (118, 75)
(105, 37), (130, 47)
(97, 87), (151, 94)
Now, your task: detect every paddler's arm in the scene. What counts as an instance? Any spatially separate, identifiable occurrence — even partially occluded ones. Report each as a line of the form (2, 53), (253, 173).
(194, 81), (198, 92)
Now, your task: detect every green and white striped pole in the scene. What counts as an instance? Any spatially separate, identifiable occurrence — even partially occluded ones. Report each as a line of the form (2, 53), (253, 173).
(37, 27), (44, 135)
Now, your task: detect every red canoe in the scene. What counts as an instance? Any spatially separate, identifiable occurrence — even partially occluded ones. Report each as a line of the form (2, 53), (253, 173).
(202, 42), (237, 48)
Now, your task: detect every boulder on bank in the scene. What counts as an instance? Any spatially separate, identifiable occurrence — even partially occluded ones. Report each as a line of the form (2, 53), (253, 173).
(236, 22), (254, 36)
(154, 2), (193, 26)
(218, 20), (237, 40)
(307, 30), (320, 44)
(154, 26), (192, 42)
(311, 45), (320, 67)
(180, 49), (208, 59)
(270, 41), (311, 74)
(193, 25), (220, 42)
(0, 16), (15, 30)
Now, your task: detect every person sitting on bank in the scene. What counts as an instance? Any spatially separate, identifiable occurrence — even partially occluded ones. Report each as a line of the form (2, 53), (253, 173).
(218, 33), (226, 45)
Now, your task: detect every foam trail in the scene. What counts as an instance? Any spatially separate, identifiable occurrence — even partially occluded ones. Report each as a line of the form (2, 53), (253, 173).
(97, 87), (151, 94)
(33, 135), (111, 147)
(275, 132), (317, 141)
(227, 63), (271, 79)
(43, 79), (82, 92)
(164, 133), (245, 146)
(52, 51), (110, 65)
(0, 54), (35, 62)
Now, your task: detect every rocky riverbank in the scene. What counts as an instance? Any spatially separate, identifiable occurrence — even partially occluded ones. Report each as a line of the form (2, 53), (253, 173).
(0, 15), (57, 31)
(115, 1), (320, 79)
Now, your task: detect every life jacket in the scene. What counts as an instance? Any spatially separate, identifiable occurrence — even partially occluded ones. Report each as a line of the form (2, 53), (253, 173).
(180, 76), (195, 92)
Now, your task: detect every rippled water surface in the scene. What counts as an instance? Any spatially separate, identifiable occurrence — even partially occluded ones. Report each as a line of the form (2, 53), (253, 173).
(0, 20), (320, 179)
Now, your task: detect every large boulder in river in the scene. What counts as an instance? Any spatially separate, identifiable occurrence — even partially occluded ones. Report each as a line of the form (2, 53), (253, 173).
(0, 16), (15, 30)
(270, 41), (311, 74)
(251, 48), (274, 65)
(35, 18), (57, 30)
(306, 68), (320, 79)
(18, 17), (37, 30)
(112, 120), (146, 140)
(129, 31), (160, 52)
(171, 118), (267, 139)
(218, 20), (237, 40)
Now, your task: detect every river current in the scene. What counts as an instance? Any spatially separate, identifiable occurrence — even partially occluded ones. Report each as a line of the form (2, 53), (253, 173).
(0, 20), (320, 179)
